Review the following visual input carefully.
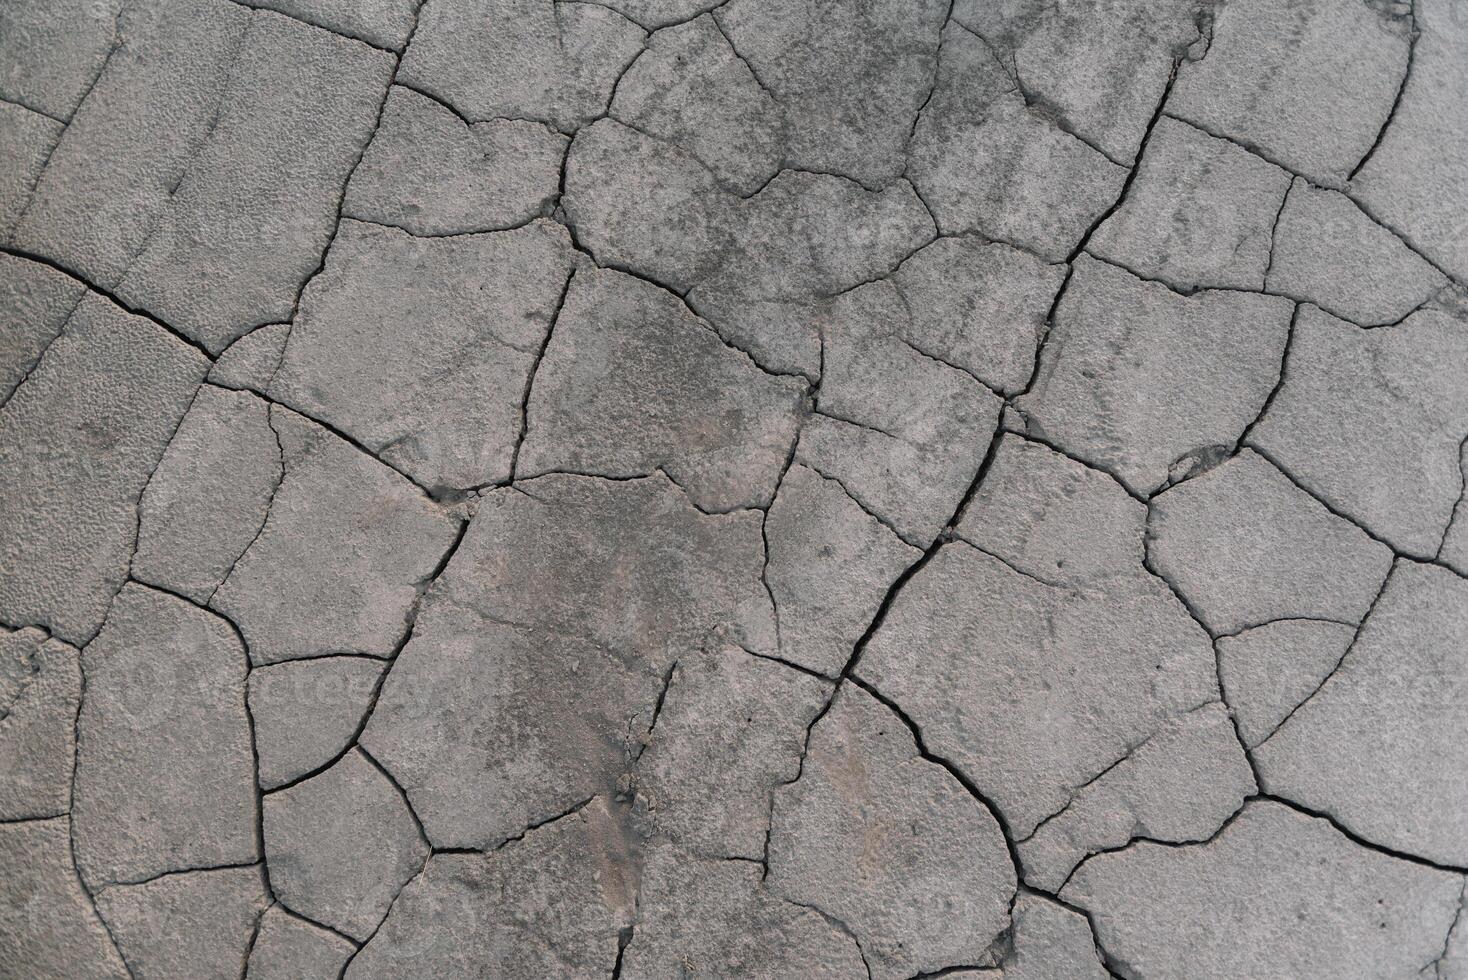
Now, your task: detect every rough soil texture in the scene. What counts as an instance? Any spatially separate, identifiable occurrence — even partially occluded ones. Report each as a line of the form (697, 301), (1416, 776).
(2, 0), (1467, 977)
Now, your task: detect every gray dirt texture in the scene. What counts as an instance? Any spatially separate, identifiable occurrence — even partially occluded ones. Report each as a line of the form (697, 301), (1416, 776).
(1, 0), (1466, 977)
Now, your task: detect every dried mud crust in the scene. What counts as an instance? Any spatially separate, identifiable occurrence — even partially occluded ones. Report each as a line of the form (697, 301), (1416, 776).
(1, 0), (1466, 977)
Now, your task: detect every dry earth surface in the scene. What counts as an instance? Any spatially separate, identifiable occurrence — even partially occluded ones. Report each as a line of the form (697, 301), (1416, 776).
(2, 0), (1467, 977)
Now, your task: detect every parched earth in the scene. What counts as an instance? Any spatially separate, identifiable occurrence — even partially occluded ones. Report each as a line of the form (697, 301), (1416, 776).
(2, 0), (1467, 977)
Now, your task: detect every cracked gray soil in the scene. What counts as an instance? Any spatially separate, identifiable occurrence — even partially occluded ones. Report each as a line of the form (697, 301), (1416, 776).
(2, 0), (1467, 977)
